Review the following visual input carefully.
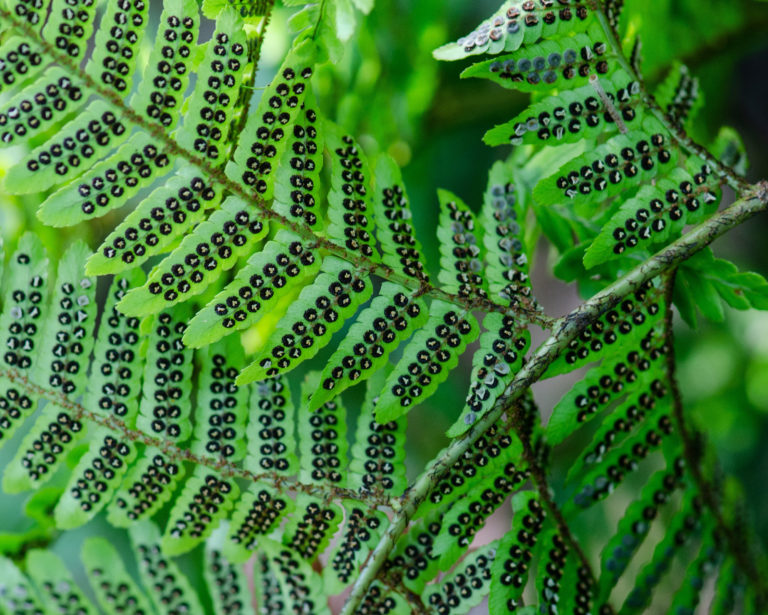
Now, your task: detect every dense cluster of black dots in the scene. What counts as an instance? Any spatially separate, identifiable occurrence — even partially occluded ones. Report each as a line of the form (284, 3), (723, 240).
(251, 377), (293, 473)
(611, 164), (716, 256)
(19, 409), (83, 483)
(384, 516), (442, 587)
(265, 549), (318, 615)
(331, 135), (375, 257)
(142, 14), (196, 127)
(77, 141), (171, 216)
(241, 63), (312, 193)
(0, 40), (43, 91)
(572, 566), (595, 615)
(458, 0), (591, 52)
(167, 474), (234, 540)
(40, 578), (90, 614)
(306, 395), (345, 483)
(489, 38), (609, 87)
(562, 283), (659, 366)
(320, 290), (423, 392)
(102, 176), (217, 264)
(230, 488), (290, 549)
(330, 507), (382, 583)
(283, 104), (321, 226)
(0, 387), (35, 441)
(113, 453), (181, 521)
(0, 578), (44, 614)
(146, 207), (264, 303)
(555, 132), (674, 199)
(25, 106), (127, 179)
(207, 549), (246, 615)
(0, 73), (83, 145)
(378, 182), (428, 281)
(88, 563), (148, 615)
(70, 434), (132, 513)
(3, 262), (44, 371)
(212, 239), (315, 331)
(256, 555), (286, 615)
(47, 277), (93, 395)
(49, 0), (97, 58)
(486, 182), (530, 294)
(136, 542), (193, 615)
(7, 0), (46, 29)
(94, 0), (147, 92)
(286, 500), (339, 560)
(573, 413), (674, 509)
(191, 31), (245, 161)
(464, 318), (528, 426)
(356, 583), (401, 615)
(257, 268), (368, 376)
(358, 418), (399, 491)
(426, 550), (494, 615)
(537, 532), (570, 614)
(446, 461), (526, 549)
(506, 80), (640, 145)
(444, 199), (487, 299)
(201, 354), (242, 458)
(497, 497), (546, 609)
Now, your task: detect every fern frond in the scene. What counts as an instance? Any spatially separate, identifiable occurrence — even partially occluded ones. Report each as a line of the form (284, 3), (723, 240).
(26, 549), (99, 615)
(245, 374), (298, 475)
(423, 542), (497, 615)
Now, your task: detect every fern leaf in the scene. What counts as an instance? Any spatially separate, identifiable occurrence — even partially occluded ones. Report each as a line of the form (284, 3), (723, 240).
(204, 526), (252, 615)
(668, 533), (720, 615)
(81, 537), (157, 615)
(374, 300), (479, 423)
(0, 67), (85, 147)
(2, 0), (47, 32)
(308, 283), (428, 410)
(87, 172), (223, 275)
(0, 555), (46, 614)
(26, 549), (99, 615)
(433, 0), (595, 61)
(283, 494), (343, 562)
(238, 256), (372, 384)
(656, 63), (703, 129)
(253, 549), (285, 615)
(273, 84), (325, 229)
(224, 482), (295, 563)
(130, 521), (206, 615)
(43, 0), (100, 61)
(461, 25), (616, 92)
(184, 230), (321, 348)
(437, 188), (488, 299)
(534, 118), (678, 206)
(373, 154), (429, 281)
(0, 38), (45, 94)
(531, 528), (574, 614)
(227, 38), (316, 198)
(448, 313), (530, 437)
(118, 196), (269, 316)
(325, 122), (380, 260)
(385, 512), (444, 595)
(484, 73), (641, 147)
(356, 583), (410, 615)
(245, 374), (298, 476)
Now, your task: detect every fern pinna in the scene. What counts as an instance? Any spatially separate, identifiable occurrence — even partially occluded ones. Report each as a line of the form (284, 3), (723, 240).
(0, 0), (767, 614)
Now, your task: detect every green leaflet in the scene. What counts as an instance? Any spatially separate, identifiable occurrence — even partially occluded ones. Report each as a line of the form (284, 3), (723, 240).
(711, 560), (740, 615)
(0, 382), (37, 453)
(584, 161), (720, 268)
(238, 256), (372, 384)
(5, 100), (129, 194)
(357, 583), (410, 615)
(489, 492), (545, 614)
(0, 38), (45, 95)
(325, 121), (379, 260)
(161, 467), (240, 555)
(184, 230), (321, 348)
(374, 301), (479, 423)
(253, 549), (285, 615)
(433, 0), (596, 61)
(373, 154), (429, 281)
(118, 196), (269, 316)
(422, 541), (497, 615)
(43, 0), (100, 60)
(534, 117), (678, 207)
(461, 25), (617, 93)
(533, 528), (572, 613)
(283, 494), (343, 562)
(26, 549), (99, 615)
(37, 132), (173, 227)
(437, 188), (488, 299)
(385, 512), (443, 594)
(324, 502), (387, 593)
(227, 38), (316, 199)
(176, 8), (248, 167)
(204, 527), (252, 615)
(546, 331), (667, 444)
(85, 0), (149, 94)
(273, 84), (325, 229)
(130, 0), (200, 129)
(245, 374), (298, 476)
(448, 313), (529, 437)
(224, 482), (295, 563)
(480, 160), (531, 299)
(0, 555), (46, 614)
(81, 537), (157, 615)
(298, 371), (349, 485)
(87, 172), (223, 275)
(667, 533), (720, 615)
(2, 0), (47, 32)
(0, 67), (85, 147)
(308, 283), (428, 410)
(484, 72), (641, 147)
(191, 337), (249, 462)
(656, 63), (703, 129)
(203, 0), (272, 23)
(130, 521), (206, 615)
